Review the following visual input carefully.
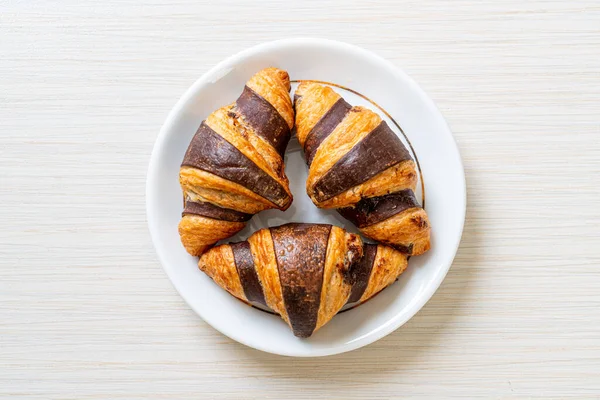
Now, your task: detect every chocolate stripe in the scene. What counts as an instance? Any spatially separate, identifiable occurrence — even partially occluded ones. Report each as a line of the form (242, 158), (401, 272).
(312, 121), (412, 202)
(231, 242), (267, 307)
(392, 243), (414, 254)
(337, 189), (420, 228)
(183, 200), (252, 222)
(347, 244), (378, 304)
(303, 98), (352, 165)
(182, 122), (289, 207)
(235, 86), (291, 156)
(271, 223), (332, 338)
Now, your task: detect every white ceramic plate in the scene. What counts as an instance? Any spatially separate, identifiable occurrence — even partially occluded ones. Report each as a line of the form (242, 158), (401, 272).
(147, 38), (466, 357)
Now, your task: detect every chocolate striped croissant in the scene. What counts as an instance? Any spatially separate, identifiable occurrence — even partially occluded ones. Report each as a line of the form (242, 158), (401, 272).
(198, 223), (409, 337)
(179, 68), (294, 256)
(294, 82), (431, 255)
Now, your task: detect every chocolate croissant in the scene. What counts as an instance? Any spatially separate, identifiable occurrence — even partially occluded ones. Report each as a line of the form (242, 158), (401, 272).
(294, 82), (431, 255)
(198, 223), (409, 337)
(179, 68), (294, 256)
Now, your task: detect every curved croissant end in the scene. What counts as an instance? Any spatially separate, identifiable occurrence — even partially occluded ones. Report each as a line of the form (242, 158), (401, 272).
(198, 223), (363, 338)
(178, 68), (294, 256)
(294, 82), (431, 255)
(346, 244), (409, 305)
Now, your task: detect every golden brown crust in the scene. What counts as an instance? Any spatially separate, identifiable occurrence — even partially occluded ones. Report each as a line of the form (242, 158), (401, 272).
(246, 67), (294, 129)
(315, 227), (363, 331)
(178, 214), (246, 257)
(294, 82), (341, 147)
(359, 245), (408, 303)
(232, 107), (286, 178)
(317, 160), (418, 209)
(306, 107), (381, 199)
(198, 244), (246, 301)
(206, 105), (291, 198)
(180, 167), (275, 214)
(247, 228), (290, 324)
(360, 208), (431, 256)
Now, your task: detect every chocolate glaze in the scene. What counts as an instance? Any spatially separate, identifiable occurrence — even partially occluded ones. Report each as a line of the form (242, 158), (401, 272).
(312, 121), (412, 202)
(235, 86), (291, 156)
(231, 241), (267, 307)
(303, 98), (352, 165)
(181, 122), (289, 207)
(337, 189), (420, 228)
(346, 244), (378, 304)
(271, 223), (332, 338)
(183, 200), (252, 222)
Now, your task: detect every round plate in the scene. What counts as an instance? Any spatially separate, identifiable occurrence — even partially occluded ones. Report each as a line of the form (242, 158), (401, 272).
(147, 38), (466, 357)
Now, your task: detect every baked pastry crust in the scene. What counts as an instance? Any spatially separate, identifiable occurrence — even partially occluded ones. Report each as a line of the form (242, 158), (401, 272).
(178, 68), (294, 255)
(199, 223), (362, 337)
(347, 244), (409, 304)
(294, 82), (431, 255)
(198, 223), (411, 337)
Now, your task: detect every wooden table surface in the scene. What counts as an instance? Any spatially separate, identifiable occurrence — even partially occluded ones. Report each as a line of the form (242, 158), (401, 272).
(2, 1), (599, 398)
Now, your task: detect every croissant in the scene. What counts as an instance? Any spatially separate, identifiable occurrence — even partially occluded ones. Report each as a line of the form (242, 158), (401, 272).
(198, 223), (409, 337)
(294, 82), (431, 255)
(179, 68), (294, 255)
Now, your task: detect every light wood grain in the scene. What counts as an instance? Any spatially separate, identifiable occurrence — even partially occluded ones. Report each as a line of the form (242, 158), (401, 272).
(1, 0), (599, 398)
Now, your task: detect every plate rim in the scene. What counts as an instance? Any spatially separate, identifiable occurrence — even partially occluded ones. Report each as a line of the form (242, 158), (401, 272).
(146, 37), (467, 357)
